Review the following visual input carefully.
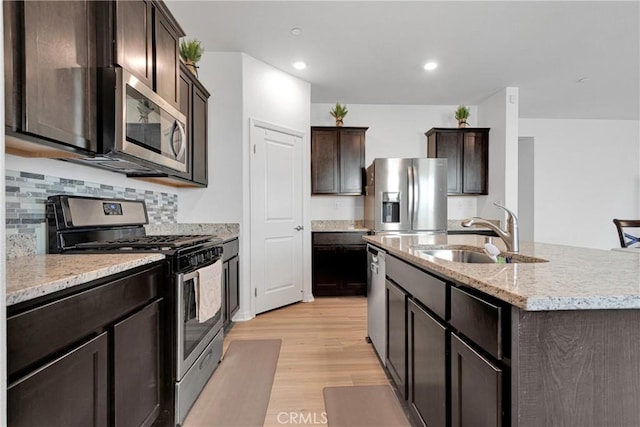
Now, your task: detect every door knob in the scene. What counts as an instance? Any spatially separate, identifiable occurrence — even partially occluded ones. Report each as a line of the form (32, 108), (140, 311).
(294, 225), (304, 231)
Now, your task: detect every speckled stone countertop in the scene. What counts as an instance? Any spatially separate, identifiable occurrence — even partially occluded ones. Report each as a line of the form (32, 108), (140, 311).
(311, 220), (369, 232)
(365, 234), (640, 311)
(6, 253), (165, 306)
(310, 219), (498, 233)
(145, 223), (239, 242)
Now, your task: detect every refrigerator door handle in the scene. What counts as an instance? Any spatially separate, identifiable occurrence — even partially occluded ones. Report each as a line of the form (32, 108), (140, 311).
(407, 164), (414, 228)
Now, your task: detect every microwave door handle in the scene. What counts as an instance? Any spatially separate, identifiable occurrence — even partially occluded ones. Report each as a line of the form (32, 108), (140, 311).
(173, 121), (187, 161)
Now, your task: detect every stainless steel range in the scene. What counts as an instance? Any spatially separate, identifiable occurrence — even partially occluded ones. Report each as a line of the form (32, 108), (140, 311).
(47, 195), (224, 426)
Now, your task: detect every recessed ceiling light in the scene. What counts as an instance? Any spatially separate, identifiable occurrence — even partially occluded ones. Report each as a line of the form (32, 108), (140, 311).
(293, 61), (307, 70)
(424, 62), (438, 71)
(290, 27), (302, 36)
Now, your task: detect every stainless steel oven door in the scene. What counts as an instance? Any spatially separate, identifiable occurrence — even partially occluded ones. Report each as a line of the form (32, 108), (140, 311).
(115, 68), (188, 173)
(176, 264), (223, 380)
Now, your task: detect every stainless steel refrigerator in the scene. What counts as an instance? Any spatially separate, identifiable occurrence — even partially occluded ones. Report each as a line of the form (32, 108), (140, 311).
(364, 158), (448, 234)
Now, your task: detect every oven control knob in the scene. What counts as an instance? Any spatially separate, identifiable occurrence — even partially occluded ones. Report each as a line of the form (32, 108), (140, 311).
(190, 256), (198, 267)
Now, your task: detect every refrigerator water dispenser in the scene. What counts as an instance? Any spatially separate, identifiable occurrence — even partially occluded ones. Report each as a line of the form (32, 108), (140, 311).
(382, 192), (400, 223)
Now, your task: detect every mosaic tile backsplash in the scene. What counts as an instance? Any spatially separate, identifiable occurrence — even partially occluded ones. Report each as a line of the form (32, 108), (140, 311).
(5, 169), (178, 256)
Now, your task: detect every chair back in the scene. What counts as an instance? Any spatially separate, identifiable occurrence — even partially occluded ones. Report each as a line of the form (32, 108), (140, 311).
(612, 219), (640, 248)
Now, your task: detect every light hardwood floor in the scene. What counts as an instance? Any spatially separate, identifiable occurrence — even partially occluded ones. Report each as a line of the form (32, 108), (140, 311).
(187, 296), (390, 427)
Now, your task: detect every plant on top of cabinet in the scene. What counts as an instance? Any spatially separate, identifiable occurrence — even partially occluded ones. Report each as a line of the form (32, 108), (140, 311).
(455, 105), (470, 128)
(330, 102), (349, 127)
(180, 38), (204, 77)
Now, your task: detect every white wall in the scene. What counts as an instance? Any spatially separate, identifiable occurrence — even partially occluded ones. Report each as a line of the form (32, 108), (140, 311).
(241, 54), (312, 311)
(179, 53), (311, 319)
(477, 88), (520, 222)
(178, 53), (244, 223)
(518, 137), (535, 241)
(310, 103), (480, 220)
(519, 118), (640, 249)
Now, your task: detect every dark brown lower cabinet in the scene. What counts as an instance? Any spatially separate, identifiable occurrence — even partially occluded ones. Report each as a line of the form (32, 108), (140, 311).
(7, 263), (166, 427)
(451, 333), (502, 427)
(8, 332), (109, 427)
(408, 299), (447, 427)
(386, 279), (407, 398)
(223, 238), (240, 329)
(114, 300), (162, 427)
(312, 232), (367, 296)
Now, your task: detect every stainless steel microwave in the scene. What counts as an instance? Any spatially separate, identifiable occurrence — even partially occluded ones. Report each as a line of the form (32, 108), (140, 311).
(81, 67), (189, 175)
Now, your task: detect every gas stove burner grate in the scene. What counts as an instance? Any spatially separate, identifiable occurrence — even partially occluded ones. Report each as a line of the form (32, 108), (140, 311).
(75, 234), (217, 250)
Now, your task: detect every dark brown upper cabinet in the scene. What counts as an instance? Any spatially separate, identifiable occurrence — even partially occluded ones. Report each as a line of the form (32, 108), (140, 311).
(176, 62), (210, 187)
(4, 0), (98, 156)
(111, 0), (184, 109)
(426, 128), (490, 195)
(311, 126), (367, 195)
(3, 0), (185, 159)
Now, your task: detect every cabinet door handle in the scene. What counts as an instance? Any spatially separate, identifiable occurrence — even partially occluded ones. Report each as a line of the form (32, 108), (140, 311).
(294, 225), (304, 231)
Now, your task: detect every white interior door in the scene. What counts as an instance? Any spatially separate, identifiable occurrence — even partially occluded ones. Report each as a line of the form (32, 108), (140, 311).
(251, 120), (304, 314)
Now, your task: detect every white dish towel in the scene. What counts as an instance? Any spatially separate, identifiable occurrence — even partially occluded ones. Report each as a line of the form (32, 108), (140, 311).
(196, 259), (222, 323)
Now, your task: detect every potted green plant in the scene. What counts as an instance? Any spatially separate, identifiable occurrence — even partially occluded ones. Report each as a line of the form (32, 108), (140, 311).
(330, 103), (348, 127)
(455, 105), (470, 128)
(180, 38), (204, 77)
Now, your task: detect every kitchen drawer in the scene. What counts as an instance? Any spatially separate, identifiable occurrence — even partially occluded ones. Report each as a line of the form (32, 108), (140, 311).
(7, 263), (163, 378)
(312, 232), (368, 246)
(450, 286), (503, 360)
(386, 255), (446, 320)
(223, 238), (239, 261)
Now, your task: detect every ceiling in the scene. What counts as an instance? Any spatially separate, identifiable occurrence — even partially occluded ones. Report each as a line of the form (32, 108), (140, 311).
(166, 1), (640, 120)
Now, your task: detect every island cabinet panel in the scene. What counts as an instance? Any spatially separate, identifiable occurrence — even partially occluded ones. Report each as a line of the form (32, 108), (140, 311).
(384, 254), (509, 427)
(8, 332), (108, 427)
(386, 279), (408, 398)
(426, 128), (489, 195)
(408, 299), (447, 427)
(451, 333), (502, 427)
(451, 286), (503, 360)
(511, 308), (640, 427)
(311, 126), (367, 195)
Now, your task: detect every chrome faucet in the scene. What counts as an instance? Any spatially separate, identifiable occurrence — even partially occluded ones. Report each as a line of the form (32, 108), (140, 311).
(461, 202), (520, 252)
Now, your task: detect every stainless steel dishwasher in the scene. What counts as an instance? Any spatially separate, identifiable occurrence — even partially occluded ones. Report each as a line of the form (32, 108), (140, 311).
(367, 244), (386, 365)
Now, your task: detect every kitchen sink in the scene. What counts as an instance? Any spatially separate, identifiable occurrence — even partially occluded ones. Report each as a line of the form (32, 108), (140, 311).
(411, 246), (548, 264)
(414, 248), (496, 263)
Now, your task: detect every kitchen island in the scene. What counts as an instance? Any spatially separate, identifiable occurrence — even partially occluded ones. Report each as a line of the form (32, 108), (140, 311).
(365, 234), (640, 427)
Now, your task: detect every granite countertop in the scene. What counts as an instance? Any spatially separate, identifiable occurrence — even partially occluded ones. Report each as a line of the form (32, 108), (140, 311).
(311, 220), (369, 232)
(6, 253), (165, 306)
(144, 223), (239, 242)
(310, 219), (498, 234)
(364, 234), (640, 311)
